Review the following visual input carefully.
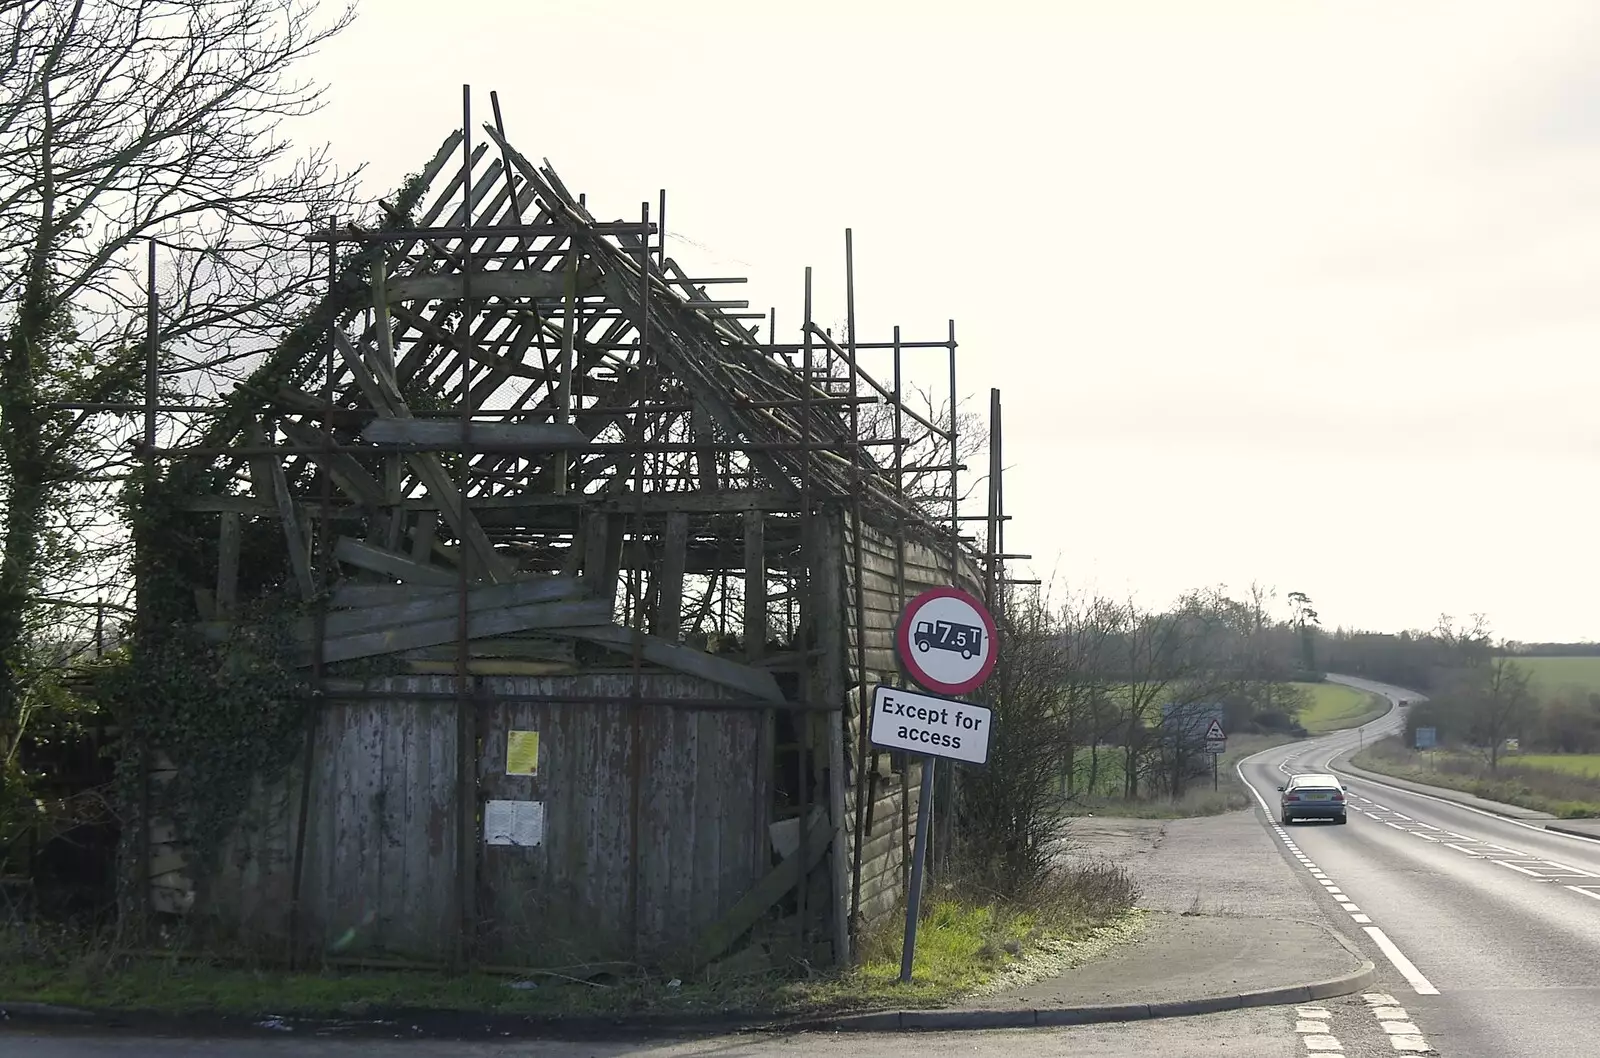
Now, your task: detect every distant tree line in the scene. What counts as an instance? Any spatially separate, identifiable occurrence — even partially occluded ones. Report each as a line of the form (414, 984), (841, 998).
(956, 583), (1326, 890)
(1401, 657), (1600, 764)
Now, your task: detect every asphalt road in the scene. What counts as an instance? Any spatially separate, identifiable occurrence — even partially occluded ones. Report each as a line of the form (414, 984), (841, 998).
(1240, 673), (1600, 1057)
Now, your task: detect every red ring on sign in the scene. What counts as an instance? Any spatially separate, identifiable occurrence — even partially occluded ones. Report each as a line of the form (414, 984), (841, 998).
(894, 586), (999, 696)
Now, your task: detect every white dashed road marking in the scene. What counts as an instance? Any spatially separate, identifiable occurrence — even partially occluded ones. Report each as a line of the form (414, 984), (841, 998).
(1364, 992), (1435, 1053)
(1295, 1003), (1337, 1051)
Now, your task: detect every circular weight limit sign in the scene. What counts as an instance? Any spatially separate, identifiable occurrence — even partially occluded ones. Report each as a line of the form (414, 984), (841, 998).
(895, 586), (998, 696)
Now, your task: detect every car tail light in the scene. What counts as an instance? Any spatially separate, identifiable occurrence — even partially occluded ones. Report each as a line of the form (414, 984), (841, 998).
(1332, 792), (1344, 802)
(1284, 793), (1300, 802)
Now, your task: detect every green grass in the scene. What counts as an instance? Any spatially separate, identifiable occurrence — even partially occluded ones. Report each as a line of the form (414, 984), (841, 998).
(1296, 682), (1389, 734)
(1352, 737), (1600, 818)
(0, 866), (1140, 1020)
(1509, 656), (1600, 695)
(1512, 753), (1600, 779)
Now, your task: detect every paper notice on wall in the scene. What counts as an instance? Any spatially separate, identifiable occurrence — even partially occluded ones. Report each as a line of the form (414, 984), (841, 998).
(484, 799), (545, 847)
(506, 730), (540, 776)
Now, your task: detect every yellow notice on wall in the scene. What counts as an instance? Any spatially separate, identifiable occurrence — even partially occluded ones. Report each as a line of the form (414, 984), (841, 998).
(506, 730), (540, 776)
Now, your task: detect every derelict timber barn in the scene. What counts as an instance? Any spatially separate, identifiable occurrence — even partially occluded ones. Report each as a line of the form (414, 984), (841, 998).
(134, 91), (1015, 971)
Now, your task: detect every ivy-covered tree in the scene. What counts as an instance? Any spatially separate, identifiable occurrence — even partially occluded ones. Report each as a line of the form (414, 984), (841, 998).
(0, 0), (360, 778)
(1287, 591), (1319, 673)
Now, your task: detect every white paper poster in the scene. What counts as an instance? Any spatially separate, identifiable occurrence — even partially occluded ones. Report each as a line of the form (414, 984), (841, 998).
(484, 799), (545, 847)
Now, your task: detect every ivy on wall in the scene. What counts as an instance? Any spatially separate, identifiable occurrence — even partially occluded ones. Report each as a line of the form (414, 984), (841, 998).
(100, 172), (432, 895)
(102, 464), (308, 867)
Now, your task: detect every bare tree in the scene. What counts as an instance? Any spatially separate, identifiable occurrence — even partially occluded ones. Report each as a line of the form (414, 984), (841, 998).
(1055, 592), (1121, 796)
(1435, 613), (1493, 670)
(1471, 656), (1534, 772)
(0, 0), (359, 766)
(806, 337), (986, 522)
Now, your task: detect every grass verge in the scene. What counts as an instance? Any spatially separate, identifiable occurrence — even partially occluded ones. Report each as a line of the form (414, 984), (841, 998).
(1352, 736), (1600, 818)
(0, 865), (1139, 1021)
(1298, 683), (1389, 734)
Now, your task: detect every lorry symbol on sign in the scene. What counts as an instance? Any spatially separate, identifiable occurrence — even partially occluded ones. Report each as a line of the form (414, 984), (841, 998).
(913, 619), (984, 660)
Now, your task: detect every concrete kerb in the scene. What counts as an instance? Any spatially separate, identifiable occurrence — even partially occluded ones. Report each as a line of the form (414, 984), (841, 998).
(792, 958), (1376, 1033)
(1545, 823), (1600, 843)
(0, 962), (1379, 1040)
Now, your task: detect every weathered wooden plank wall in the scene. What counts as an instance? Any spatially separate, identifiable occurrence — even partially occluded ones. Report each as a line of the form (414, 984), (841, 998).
(205, 677), (460, 957)
(198, 672), (767, 965)
(476, 673), (766, 965)
(841, 518), (981, 934)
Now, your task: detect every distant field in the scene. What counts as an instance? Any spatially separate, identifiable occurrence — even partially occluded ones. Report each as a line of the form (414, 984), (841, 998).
(1296, 682), (1388, 734)
(1513, 753), (1600, 778)
(1510, 656), (1600, 695)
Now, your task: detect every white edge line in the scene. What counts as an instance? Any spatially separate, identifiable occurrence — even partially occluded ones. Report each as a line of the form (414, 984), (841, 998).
(1364, 926), (1440, 995)
(1238, 732), (1444, 998)
(1566, 885), (1600, 902)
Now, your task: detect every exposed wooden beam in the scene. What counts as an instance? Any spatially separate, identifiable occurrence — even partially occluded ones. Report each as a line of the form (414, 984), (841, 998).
(319, 597), (610, 664)
(360, 419), (588, 451)
(382, 265), (601, 304)
(334, 537), (460, 587)
(322, 575), (582, 639)
(249, 424), (315, 600)
(410, 510), (438, 564)
(688, 810), (833, 969)
(279, 418), (386, 508)
(691, 398), (718, 491)
(744, 512), (765, 659)
(179, 488), (801, 516)
(329, 582), (451, 608)
(216, 512), (240, 618)
(654, 512), (688, 641)
(400, 637), (576, 663)
(553, 624), (785, 703)
(582, 511), (625, 610)
(332, 329), (512, 582)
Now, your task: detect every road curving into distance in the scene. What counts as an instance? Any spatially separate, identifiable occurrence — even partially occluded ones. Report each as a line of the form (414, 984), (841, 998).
(1236, 674), (1600, 1058)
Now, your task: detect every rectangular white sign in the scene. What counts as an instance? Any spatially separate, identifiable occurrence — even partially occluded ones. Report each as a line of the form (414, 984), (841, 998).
(870, 685), (992, 765)
(484, 799), (545, 847)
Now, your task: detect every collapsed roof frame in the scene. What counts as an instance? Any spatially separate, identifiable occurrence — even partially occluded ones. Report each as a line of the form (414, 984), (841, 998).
(130, 86), (1014, 967)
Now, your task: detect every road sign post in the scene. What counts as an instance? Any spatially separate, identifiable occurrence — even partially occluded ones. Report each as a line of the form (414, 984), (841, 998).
(1200, 718), (1226, 791)
(880, 587), (998, 983)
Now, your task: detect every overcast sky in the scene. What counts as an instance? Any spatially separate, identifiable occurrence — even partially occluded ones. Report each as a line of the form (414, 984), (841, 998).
(295, 0), (1600, 643)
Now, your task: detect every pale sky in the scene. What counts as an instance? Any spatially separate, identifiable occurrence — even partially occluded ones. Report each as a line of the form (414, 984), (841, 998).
(294, 0), (1600, 643)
